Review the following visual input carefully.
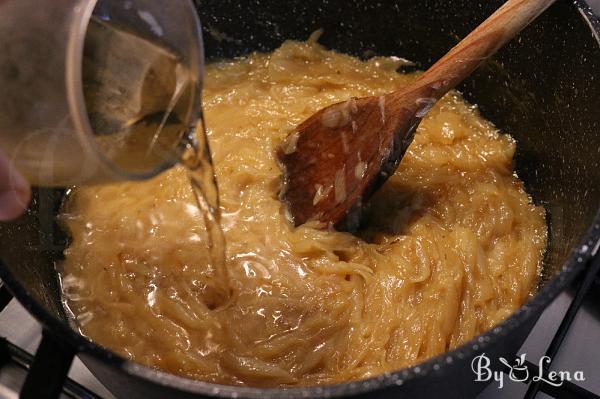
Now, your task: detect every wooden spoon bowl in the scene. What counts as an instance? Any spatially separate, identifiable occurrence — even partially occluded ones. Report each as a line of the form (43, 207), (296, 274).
(277, 0), (556, 228)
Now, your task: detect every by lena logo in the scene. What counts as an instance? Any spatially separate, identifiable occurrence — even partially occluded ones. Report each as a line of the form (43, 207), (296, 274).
(499, 353), (529, 383)
(471, 353), (585, 389)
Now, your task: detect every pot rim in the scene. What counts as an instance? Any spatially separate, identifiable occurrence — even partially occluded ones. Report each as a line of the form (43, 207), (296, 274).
(1, 0), (599, 398)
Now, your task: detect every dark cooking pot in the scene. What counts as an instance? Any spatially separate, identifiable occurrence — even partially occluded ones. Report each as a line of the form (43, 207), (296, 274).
(1, 0), (599, 398)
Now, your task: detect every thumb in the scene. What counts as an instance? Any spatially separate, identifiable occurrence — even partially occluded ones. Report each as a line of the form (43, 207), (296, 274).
(0, 149), (31, 221)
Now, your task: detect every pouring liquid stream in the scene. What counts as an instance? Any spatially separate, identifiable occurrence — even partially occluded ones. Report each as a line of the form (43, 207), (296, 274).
(181, 118), (230, 309)
(141, 59), (230, 309)
(62, 17), (231, 314)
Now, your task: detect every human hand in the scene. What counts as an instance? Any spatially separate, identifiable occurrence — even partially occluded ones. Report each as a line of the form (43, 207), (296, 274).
(0, 149), (31, 221)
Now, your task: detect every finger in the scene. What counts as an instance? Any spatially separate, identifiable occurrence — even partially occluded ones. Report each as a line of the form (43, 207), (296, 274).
(0, 149), (31, 221)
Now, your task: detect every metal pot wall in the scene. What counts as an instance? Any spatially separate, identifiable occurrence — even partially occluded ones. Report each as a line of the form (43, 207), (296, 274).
(0, 0), (599, 398)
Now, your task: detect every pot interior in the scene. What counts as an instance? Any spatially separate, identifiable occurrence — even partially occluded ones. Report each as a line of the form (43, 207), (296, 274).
(0, 0), (598, 390)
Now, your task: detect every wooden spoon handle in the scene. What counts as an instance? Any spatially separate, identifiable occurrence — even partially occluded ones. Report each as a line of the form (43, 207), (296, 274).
(406, 0), (556, 98)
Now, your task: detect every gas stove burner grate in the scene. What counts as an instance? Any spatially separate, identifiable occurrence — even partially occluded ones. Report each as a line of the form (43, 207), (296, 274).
(0, 333), (100, 399)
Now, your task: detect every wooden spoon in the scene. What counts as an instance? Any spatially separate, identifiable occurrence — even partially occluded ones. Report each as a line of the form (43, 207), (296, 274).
(277, 0), (555, 228)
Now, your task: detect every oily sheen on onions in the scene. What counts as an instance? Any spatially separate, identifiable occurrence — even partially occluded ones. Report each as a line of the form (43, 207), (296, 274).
(59, 37), (547, 387)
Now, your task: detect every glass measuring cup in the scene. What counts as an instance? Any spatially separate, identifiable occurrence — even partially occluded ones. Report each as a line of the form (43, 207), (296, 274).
(0, 0), (204, 186)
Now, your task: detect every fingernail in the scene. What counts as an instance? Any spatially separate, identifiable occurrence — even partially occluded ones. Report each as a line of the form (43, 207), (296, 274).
(0, 168), (31, 221)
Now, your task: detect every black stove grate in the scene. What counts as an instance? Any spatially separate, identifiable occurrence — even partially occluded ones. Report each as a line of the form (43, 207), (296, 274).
(521, 253), (600, 399)
(0, 336), (100, 399)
